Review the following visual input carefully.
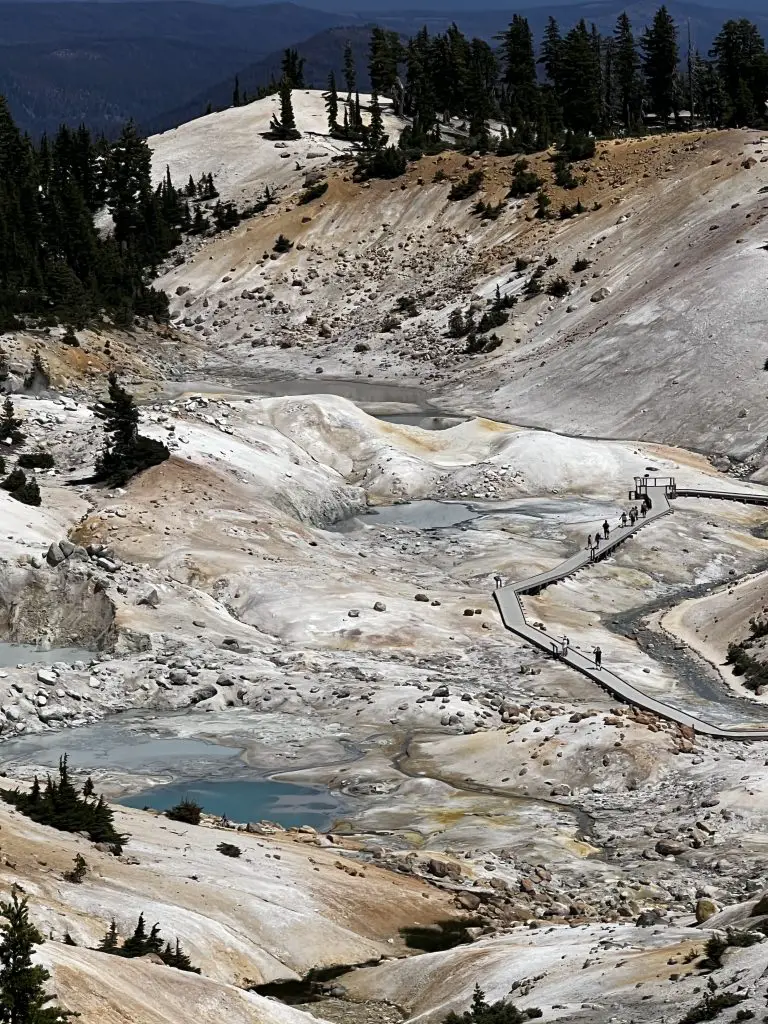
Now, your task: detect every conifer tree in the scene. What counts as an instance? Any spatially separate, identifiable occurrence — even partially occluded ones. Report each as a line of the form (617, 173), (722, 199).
(615, 12), (642, 130)
(269, 81), (301, 139)
(0, 398), (23, 446)
(343, 41), (357, 98)
(0, 892), (72, 1023)
(120, 915), (147, 958)
(95, 373), (169, 485)
(540, 17), (565, 95)
(369, 27), (403, 96)
(325, 71), (339, 132)
(232, 75), (241, 107)
(367, 92), (387, 150)
(642, 6), (680, 124)
(499, 15), (539, 127)
(281, 48), (306, 88)
(710, 19), (768, 125)
(98, 920), (119, 954)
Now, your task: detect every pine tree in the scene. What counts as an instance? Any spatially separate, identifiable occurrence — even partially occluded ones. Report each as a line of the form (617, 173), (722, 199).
(325, 71), (339, 133)
(95, 373), (169, 485)
(12, 477), (41, 508)
(120, 915), (147, 958)
(710, 20), (768, 126)
(499, 16), (539, 127)
(0, 398), (23, 446)
(82, 778), (94, 799)
(560, 20), (602, 134)
(366, 92), (387, 150)
(269, 81), (301, 140)
(343, 41), (357, 98)
(232, 75), (241, 108)
(642, 6), (680, 125)
(281, 48), (305, 88)
(63, 854), (87, 884)
(369, 27), (403, 96)
(0, 892), (72, 1023)
(98, 920), (119, 954)
(615, 13), (642, 131)
(540, 17), (565, 95)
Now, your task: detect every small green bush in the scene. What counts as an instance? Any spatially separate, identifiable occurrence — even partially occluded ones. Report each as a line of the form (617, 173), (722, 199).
(546, 276), (571, 298)
(17, 451), (54, 470)
(166, 798), (203, 825)
(573, 256), (592, 272)
(298, 181), (328, 205)
(273, 234), (293, 253)
(64, 853), (87, 883)
(448, 171), (484, 201)
(217, 842), (242, 858)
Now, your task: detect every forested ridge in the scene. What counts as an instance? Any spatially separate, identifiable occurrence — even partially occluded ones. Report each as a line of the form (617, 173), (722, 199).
(0, 103), (192, 330)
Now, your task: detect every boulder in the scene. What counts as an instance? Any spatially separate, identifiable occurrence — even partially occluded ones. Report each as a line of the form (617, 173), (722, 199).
(59, 539), (75, 557)
(137, 589), (161, 609)
(189, 685), (217, 705)
(37, 669), (57, 685)
(635, 909), (663, 927)
(373, 601), (386, 612)
(590, 286), (611, 303)
(695, 897), (720, 923)
(414, 593), (429, 602)
(46, 543), (65, 567)
(751, 892), (768, 917)
(168, 669), (188, 685)
(655, 839), (687, 857)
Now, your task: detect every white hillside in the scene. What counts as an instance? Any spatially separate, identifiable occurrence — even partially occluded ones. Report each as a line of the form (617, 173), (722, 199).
(148, 90), (403, 204)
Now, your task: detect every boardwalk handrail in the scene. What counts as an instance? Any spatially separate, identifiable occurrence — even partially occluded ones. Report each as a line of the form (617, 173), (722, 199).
(493, 483), (768, 740)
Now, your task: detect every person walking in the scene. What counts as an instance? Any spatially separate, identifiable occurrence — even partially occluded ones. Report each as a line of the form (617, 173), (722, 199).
(621, 511), (628, 528)
(594, 534), (601, 552)
(593, 645), (602, 669)
(586, 533), (592, 550)
(561, 635), (570, 657)
(629, 509), (636, 526)
(641, 503), (647, 519)
(602, 520), (610, 539)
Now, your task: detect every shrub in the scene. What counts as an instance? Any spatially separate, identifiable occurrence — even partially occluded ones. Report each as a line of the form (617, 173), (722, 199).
(12, 476), (41, 507)
(552, 154), (581, 190)
(680, 990), (745, 1023)
(523, 267), (545, 297)
(514, 256), (530, 273)
(573, 256), (592, 273)
(477, 309), (509, 334)
(433, 168), (448, 183)
(473, 200), (503, 220)
(535, 190), (551, 219)
(62, 325), (80, 347)
(353, 342), (369, 353)
(508, 159), (543, 198)
(17, 451), (54, 470)
(273, 234), (293, 253)
(357, 146), (407, 180)
(166, 798), (203, 825)
(444, 984), (540, 1024)
(1, 468), (25, 493)
(64, 853), (87, 883)
(492, 285), (517, 311)
(217, 842), (242, 858)
(546, 276), (571, 298)
(396, 295), (420, 317)
(298, 181), (328, 205)
(561, 132), (596, 161)
(448, 171), (484, 201)
(447, 308), (471, 339)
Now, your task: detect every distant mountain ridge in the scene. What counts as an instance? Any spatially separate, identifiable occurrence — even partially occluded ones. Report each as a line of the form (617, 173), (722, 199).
(149, 0), (768, 134)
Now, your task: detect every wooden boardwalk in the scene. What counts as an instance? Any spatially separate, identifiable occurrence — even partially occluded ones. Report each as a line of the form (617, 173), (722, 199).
(493, 484), (768, 740)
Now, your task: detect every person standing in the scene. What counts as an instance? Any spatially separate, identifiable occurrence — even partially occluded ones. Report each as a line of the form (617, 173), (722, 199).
(562, 635), (570, 657)
(594, 534), (601, 552)
(587, 533), (592, 550)
(641, 504), (647, 519)
(602, 520), (610, 539)
(494, 574), (503, 589)
(621, 511), (628, 528)
(593, 646), (602, 669)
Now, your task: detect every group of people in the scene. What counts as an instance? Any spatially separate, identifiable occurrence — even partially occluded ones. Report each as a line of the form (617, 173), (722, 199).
(550, 635), (603, 669)
(586, 505), (648, 560)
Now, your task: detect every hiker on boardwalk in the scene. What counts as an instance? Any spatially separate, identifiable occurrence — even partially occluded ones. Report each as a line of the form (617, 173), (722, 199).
(494, 574), (503, 589)
(593, 534), (601, 552)
(629, 508), (636, 526)
(602, 520), (610, 539)
(551, 640), (560, 659)
(620, 511), (628, 528)
(586, 533), (592, 550)
(561, 635), (570, 657)
(641, 503), (647, 519)
(593, 646), (602, 669)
